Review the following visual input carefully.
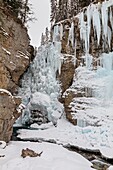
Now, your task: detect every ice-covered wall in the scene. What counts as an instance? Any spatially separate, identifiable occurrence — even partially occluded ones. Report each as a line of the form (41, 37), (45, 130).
(53, 0), (113, 68)
(53, 0), (113, 125)
(18, 42), (63, 125)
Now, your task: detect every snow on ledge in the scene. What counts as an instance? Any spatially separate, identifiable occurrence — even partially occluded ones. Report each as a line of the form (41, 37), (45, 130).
(0, 89), (12, 97)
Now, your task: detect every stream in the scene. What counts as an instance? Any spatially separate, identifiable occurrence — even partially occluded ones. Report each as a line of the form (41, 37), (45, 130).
(12, 126), (113, 170)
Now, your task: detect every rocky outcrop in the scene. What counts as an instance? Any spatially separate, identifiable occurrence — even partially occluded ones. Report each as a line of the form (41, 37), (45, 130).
(0, 89), (23, 142)
(58, 54), (75, 94)
(0, 3), (32, 142)
(0, 4), (31, 93)
(21, 148), (43, 158)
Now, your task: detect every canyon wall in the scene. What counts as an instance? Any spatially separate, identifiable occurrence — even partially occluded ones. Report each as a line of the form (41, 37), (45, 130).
(0, 2), (32, 142)
(52, 0), (113, 124)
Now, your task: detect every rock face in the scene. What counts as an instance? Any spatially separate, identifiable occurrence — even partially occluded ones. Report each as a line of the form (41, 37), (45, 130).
(58, 54), (75, 94)
(0, 3), (32, 142)
(0, 89), (23, 142)
(0, 4), (31, 93)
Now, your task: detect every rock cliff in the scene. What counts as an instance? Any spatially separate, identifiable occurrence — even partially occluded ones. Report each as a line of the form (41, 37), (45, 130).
(0, 1), (32, 142)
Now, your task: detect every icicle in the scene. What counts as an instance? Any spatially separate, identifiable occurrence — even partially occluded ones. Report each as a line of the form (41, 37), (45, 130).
(79, 12), (88, 53)
(101, 2), (108, 40)
(54, 42), (61, 53)
(85, 54), (93, 70)
(60, 23), (63, 41)
(87, 5), (92, 53)
(68, 22), (74, 47)
(71, 22), (75, 47)
(107, 26), (111, 48)
(53, 24), (59, 42)
(110, 7), (113, 30)
(74, 39), (77, 67)
(92, 5), (101, 45)
(79, 12), (85, 41)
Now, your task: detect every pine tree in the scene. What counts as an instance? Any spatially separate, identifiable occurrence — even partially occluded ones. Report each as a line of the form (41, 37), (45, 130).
(23, 0), (29, 23)
(70, 0), (78, 17)
(41, 33), (45, 45)
(50, 0), (58, 23)
(4, 0), (34, 24)
(62, 0), (68, 20)
(67, 0), (71, 19)
(50, 0), (94, 23)
(45, 27), (50, 43)
(58, 0), (65, 21)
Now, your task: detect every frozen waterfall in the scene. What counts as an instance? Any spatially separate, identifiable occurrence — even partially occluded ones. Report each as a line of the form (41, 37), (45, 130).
(17, 42), (63, 125)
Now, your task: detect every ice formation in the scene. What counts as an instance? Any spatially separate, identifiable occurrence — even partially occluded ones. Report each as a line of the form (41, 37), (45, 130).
(60, 23), (63, 41)
(78, 0), (113, 53)
(18, 42), (63, 125)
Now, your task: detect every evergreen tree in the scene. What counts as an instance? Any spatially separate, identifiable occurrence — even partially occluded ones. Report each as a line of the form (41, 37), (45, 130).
(4, 0), (23, 17)
(45, 27), (49, 43)
(58, 0), (64, 21)
(3, 0), (34, 24)
(50, 0), (57, 23)
(62, 0), (68, 20)
(67, 0), (71, 19)
(41, 33), (45, 45)
(50, 0), (94, 23)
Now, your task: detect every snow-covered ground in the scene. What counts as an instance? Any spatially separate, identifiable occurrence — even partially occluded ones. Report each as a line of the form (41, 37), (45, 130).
(0, 141), (94, 170)
(18, 117), (113, 160)
(18, 52), (113, 160)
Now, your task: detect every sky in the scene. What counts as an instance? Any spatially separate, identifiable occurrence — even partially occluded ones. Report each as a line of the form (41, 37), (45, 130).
(28, 0), (51, 47)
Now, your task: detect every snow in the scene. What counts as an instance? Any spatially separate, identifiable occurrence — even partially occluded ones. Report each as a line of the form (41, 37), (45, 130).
(0, 141), (94, 170)
(18, 117), (113, 159)
(30, 122), (53, 130)
(0, 89), (13, 97)
(2, 47), (11, 55)
(0, 141), (6, 149)
(17, 51), (29, 59)
(18, 49), (113, 160)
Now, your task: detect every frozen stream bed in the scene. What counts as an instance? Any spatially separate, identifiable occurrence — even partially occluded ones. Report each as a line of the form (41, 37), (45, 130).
(17, 118), (113, 161)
